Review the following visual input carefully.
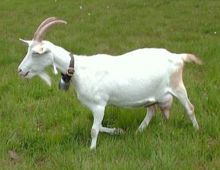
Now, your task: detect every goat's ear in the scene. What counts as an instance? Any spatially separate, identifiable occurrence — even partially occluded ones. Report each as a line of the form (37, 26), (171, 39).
(32, 44), (50, 55)
(19, 38), (32, 46)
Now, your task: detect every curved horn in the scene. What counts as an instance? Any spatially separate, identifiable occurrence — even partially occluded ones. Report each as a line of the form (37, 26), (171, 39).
(33, 17), (57, 40)
(34, 19), (67, 42)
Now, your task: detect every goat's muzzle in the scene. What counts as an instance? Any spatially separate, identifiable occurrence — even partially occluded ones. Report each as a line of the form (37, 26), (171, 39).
(18, 68), (30, 77)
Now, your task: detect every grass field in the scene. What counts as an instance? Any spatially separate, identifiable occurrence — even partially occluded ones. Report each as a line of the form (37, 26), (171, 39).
(0, 0), (220, 169)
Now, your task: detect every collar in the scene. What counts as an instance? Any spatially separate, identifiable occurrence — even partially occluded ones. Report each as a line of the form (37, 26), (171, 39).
(67, 53), (75, 76)
(60, 53), (75, 84)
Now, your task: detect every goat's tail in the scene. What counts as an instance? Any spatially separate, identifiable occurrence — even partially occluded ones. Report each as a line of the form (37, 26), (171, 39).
(181, 54), (203, 65)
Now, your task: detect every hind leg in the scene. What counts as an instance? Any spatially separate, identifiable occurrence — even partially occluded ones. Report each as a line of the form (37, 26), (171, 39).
(173, 84), (199, 130)
(159, 94), (173, 120)
(137, 105), (156, 132)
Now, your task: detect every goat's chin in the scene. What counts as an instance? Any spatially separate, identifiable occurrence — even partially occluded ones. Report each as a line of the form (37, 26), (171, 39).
(22, 72), (34, 79)
(38, 72), (52, 86)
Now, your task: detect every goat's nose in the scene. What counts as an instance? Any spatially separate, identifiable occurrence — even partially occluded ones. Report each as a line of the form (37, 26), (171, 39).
(18, 68), (22, 73)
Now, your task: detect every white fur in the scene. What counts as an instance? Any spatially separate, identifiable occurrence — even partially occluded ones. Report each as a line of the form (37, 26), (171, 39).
(18, 40), (199, 149)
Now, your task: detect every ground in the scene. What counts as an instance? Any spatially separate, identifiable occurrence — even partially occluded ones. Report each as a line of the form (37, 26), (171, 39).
(0, 0), (219, 169)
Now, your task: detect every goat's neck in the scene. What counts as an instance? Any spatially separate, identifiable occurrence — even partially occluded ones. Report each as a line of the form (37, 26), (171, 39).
(51, 45), (75, 74)
(50, 44), (88, 77)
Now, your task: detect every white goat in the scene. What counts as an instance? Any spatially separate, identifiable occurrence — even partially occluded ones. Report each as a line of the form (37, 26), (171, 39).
(18, 17), (202, 149)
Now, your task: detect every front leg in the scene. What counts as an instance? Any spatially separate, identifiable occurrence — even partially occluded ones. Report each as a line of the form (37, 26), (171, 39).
(100, 126), (124, 135)
(90, 105), (105, 150)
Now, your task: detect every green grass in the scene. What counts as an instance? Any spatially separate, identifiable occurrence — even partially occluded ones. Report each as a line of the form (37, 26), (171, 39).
(0, 0), (220, 169)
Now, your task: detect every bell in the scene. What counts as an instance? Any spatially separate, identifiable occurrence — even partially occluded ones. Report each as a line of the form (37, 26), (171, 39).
(58, 78), (70, 91)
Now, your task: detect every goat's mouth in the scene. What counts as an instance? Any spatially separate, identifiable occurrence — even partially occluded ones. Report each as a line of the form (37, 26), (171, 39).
(18, 71), (30, 78)
(23, 71), (30, 77)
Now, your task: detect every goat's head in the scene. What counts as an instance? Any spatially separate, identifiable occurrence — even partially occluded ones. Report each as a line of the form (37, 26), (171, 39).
(18, 17), (67, 86)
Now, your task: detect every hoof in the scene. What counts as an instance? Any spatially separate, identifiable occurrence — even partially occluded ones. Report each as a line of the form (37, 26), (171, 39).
(114, 128), (125, 135)
(90, 146), (96, 150)
(136, 127), (144, 134)
(194, 124), (199, 131)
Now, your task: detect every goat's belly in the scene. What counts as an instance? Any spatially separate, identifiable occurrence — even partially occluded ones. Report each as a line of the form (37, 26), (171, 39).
(109, 97), (157, 108)
(108, 88), (165, 108)
(107, 80), (170, 108)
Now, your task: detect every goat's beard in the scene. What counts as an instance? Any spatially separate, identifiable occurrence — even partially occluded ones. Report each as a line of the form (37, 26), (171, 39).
(38, 72), (51, 86)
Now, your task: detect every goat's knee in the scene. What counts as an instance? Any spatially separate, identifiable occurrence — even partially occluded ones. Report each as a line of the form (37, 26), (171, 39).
(188, 103), (194, 113)
(91, 128), (97, 138)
